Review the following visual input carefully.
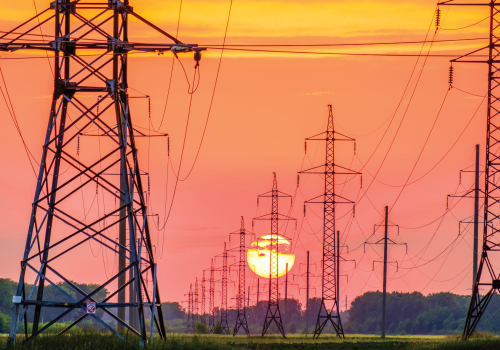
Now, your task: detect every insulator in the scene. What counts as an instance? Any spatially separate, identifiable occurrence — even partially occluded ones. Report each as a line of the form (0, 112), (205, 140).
(304, 204), (306, 217)
(148, 96), (151, 119)
(291, 197), (293, 206)
(194, 50), (202, 64)
(353, 205), (356, 218)
(354, 142), (356, 155)
(435, 8), (441, 28)
(167, 136), (170, 157)
(448, 64), (454, 86)
(96, 177), (98, 194)
(360, 175), (363, 189)
(297, 174), (300, 187)
(459, 171), (461, 185)
(148, 174), (151, 196)
(295, 221), (297, 230)
(305, 141), (307, 154)
(257, 198), (259, 206)
(446, 196), (449, 210)
(77, 135), (80, 156)
(252, 220), (254, 230)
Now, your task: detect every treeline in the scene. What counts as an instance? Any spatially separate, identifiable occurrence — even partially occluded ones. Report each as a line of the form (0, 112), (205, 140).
(3, 277), (500, 335)
(345, 291), (500, 335)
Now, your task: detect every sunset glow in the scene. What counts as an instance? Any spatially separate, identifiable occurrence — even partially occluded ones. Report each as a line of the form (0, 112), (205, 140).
(247, 235), (295, 278)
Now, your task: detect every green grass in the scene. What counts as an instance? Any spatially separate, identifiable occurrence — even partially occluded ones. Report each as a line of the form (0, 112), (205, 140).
(1, 332), (500, 350)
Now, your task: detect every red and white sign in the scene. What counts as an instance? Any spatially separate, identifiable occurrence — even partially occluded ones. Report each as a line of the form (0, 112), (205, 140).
(86, 301), (96, 314)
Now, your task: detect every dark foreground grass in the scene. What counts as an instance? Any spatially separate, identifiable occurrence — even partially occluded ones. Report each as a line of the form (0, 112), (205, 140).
(1, 333), (500, 350)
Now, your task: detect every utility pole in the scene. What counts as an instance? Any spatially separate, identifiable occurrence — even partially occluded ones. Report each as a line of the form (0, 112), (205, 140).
(364, 207), (406, 339)
(257, 279), (260, 305)
(382, 209), (388, 339)
(301, 105), (360, 339)
(2, 0), (203, 344)
(285, 263), (289, 316)
(254, 173), (296, 338)
(447, 144), (484, 290)
(436, 0), (500, 339)
(230, 217), (251, 336)
(306, 251), (310, 337)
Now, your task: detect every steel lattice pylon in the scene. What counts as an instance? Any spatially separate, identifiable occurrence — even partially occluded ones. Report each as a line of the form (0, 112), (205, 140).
(300, 105), (359, 338)
(201, 271), (206, 324)
(208, 259), (215, 333)
(230, 217), (251, 336)
(187, 284), (194, 334)
(1, 0), (200, 344)
(437, 0), (500, 339)
(218, 243), (230, 334)
(254, 173), (295, 338)
(194, 277), (199, 329)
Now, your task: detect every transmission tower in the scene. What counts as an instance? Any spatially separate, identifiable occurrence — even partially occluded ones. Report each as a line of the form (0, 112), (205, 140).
(194, 277), (199, 328)
(254, 172), (296, 338)
(300, 105), (359, 338)
(208, 259), (215, 334)
(186, 284), (194, 334)
(2, 0), (201, 345)
(229, 217), (251, 336)
(201, 271), (206, 324)
(436, 0), (500, 338)
(215, 243), (232, 334)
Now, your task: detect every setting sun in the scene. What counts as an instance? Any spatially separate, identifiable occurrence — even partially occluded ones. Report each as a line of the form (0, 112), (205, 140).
(247, 235), (295, 278)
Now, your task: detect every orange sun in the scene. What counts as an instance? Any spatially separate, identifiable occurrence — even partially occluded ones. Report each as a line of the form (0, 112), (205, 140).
(247, 235), (295, 278)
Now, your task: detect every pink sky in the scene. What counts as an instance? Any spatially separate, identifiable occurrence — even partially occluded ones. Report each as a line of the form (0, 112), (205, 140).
(0, 0), (492, 309)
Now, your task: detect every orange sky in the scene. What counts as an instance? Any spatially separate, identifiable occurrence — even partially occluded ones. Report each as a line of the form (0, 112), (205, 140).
(0, 0), (492, 309)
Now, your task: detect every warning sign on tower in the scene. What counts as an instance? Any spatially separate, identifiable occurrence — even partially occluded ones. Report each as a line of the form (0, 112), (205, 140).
(86, 301), (96, 314)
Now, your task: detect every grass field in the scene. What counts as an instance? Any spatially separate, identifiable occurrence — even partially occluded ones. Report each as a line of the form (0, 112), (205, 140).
(1, 333), (500, 350)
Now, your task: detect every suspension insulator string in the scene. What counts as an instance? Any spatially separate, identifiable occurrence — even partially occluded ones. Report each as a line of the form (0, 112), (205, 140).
(77, 135), (80, 156)
(167, 136), (170, 157)
(435, 7), (441, 30)
(148, 96), (151, 119)
(305, 141), (307, 154)
(448, 64), (454, 89)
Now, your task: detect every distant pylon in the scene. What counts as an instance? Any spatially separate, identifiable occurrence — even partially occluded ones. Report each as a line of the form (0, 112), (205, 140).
(300, 105), (360, 338)
(187, 284), (194, 334)
(201, 271), (206, 324)
(220, 243), (230, 334)
(194, 277), (199, 329)
(254, 173), (296, 338)
(209, 259), (215, 333)
(230, 217), (251, 336)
